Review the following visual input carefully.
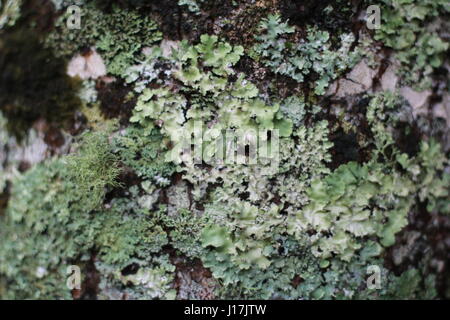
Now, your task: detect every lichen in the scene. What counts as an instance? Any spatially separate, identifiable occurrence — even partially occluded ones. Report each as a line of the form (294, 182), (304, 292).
(0, 0), (21, 29)
(374, 0), (450, 90)
(0, 0), (449, 300)
(253, 14), (360, 95)
(46, 2), (162, 76)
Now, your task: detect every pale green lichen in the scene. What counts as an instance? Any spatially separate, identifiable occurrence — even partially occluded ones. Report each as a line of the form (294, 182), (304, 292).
(112, 126), (175, 185)
(46, 3), (162, 76)
(124, 46), (174, 93)
(178, 0), (203, 15)
(130, 35), (292, 167)
(374, 0), (449, 90)
(254, 14), (360, 95)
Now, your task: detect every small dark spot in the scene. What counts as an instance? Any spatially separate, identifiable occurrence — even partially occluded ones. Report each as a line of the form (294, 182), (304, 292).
(291, 275), (303, 289)
(121, 263), (139, 276)
(393, 122), (421, 157)
(0, 181), (10, 217)
(44, 126), (65, 149)
(18, 161), (31, 173)
(77, 253), (101, 300)
(329, 129), (361, 169)
(97, 79), (136, 125)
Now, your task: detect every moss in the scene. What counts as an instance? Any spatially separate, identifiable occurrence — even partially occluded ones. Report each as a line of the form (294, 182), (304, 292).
(0, 29), (82, 140)
(64, 130), (122, 209)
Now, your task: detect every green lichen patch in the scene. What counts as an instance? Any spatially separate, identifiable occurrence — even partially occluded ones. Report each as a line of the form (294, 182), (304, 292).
(253, 14), (360, 95)
(46, 2), (162, 76)
(374, 0), (450, 90)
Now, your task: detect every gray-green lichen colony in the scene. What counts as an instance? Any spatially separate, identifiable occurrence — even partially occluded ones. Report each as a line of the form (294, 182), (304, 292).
(0, 0), (449, 299)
